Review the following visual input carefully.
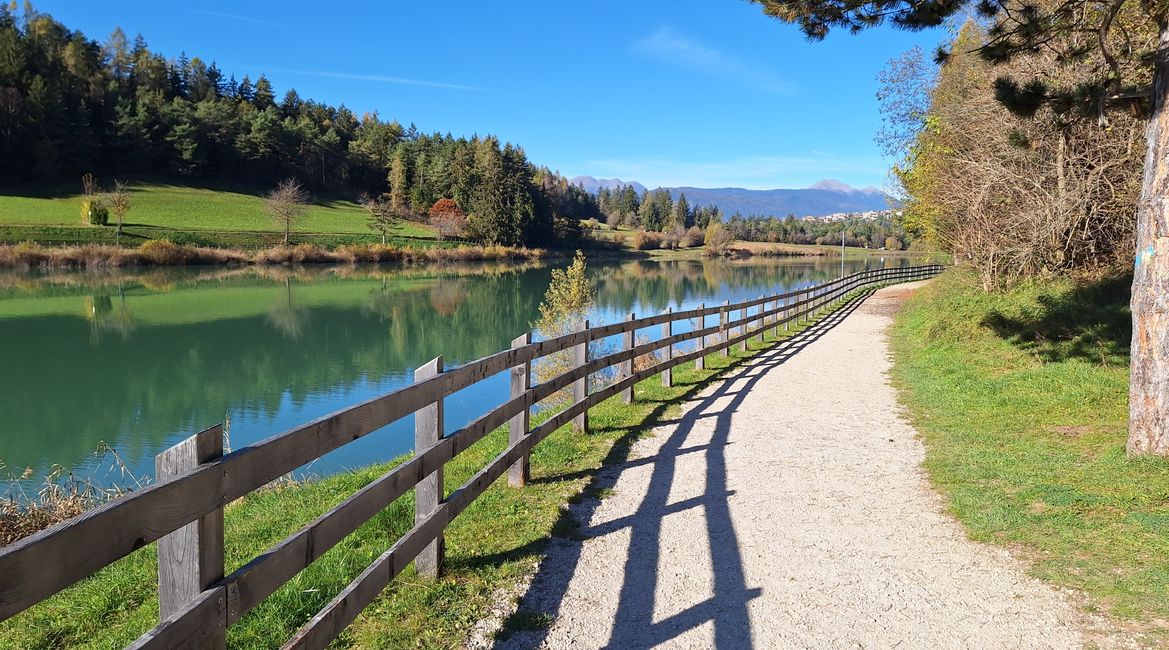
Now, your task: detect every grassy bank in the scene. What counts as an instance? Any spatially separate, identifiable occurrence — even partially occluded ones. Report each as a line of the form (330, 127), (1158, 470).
(0, 290), (855, 648)
(890, 270), (1169, 638)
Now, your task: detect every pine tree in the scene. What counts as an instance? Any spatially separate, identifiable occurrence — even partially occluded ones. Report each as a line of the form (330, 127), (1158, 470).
(253, 74), (275, 109)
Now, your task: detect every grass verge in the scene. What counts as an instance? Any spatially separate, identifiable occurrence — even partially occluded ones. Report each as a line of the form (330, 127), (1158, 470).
(0, 287), (862, 649)
(890, 269), (1169, 639)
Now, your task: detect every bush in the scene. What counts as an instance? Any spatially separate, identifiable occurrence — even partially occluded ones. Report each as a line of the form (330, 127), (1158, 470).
(632, 230), (664, 250)
(139, 239), (192, 265)
(81, 199), (108, 226)
(662, 229), (682, 250)
(704, 222), (734, 255)
(533, 251), (597, 405)
(682, 226), (705, 248)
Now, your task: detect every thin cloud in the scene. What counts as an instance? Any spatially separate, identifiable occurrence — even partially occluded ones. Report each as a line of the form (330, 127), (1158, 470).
(192, 10), (287, 29)
(633, 27), (794, 96)
(578, 154), (883, 190)
(265, 67), (489, 92)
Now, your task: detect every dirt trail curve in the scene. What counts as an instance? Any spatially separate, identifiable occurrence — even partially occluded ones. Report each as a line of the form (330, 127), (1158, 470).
(493, 281), (1121, 650)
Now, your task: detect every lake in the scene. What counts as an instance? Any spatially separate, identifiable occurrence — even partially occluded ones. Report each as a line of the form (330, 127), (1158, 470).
(0, 256), (908, 492)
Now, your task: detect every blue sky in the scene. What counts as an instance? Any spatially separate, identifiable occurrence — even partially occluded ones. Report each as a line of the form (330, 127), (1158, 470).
(42, 1), (948, 190)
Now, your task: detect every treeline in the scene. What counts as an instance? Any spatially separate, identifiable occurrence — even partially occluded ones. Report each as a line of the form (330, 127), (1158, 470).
(596, 184), (909, 249)
(0, 4), (600, 246)
(723, 214), (909, 250)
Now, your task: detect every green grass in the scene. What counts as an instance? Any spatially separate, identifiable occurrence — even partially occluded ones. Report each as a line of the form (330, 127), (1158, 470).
(0, 179), (436, 247)
(890, 270), (1169, 638)
(0, 291), (851, 649)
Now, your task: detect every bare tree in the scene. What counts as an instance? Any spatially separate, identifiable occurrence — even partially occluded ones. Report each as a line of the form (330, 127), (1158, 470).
(265, 178), (310, 245)
(81, 172), (97, 197)
(106, 180), (131, 245)
(360, 193), (398, 245)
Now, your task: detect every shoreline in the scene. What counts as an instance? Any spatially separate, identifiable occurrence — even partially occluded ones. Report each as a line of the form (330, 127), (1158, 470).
(0, 239), (935, 271)
(0, 240), (549, 270)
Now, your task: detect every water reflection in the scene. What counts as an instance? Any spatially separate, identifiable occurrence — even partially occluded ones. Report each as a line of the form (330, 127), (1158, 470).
(0, 256), (910, 489)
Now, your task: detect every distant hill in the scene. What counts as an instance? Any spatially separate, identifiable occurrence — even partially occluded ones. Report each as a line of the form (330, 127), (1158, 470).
(569, 176), (892, 218)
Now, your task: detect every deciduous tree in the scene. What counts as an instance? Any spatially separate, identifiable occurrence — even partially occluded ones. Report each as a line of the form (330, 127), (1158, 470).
(749, 0), (1169, 455)
(361, 192), (397, 245)
(264, 178), (309, 245)
(427, 197), (466, 240)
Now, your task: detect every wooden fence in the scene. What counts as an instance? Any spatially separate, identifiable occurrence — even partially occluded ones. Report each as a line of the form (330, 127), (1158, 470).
(0, 263), (944, 649)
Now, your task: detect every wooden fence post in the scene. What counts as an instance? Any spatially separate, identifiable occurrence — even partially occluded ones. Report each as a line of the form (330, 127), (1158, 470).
(414, 355), (444, 579)
(573, 319), (589, 434)
(508, 333), (531, 487)
(739, 306), (748, 352)
(757, 295), (765, 342)
(156, 424), (226, 648)
(784, 296), (790, 332)
(695, 303), (705, 371)
(622, 313), (634, 404)
(719, 300), (729, 357)
(662, 307), (672, 388)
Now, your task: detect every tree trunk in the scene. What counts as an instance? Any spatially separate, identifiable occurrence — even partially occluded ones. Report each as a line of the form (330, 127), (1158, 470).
(1127, 23), (1169, 455)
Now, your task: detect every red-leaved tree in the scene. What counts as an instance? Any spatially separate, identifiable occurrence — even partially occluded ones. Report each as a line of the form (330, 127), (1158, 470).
(428, 198), (466, 241)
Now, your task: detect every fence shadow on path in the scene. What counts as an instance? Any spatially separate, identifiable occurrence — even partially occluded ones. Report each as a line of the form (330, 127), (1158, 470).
(494, 289), (876, 650)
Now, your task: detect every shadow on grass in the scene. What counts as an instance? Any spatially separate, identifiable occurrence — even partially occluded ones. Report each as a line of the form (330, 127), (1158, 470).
(981, 274), (1131, 365)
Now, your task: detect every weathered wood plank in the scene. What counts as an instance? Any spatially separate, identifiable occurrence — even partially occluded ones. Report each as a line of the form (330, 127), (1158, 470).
(622, 313), (634, 404)
(696, 303), (705, 371)
(573, 319), (589, 434)
(509, 332), (532, 487)
(662, 308), (673, 388)
(414, 356), (444, 579)
(128, 586), (226, 650)
(155, 424), (225, 650)
(719, 300), (729, 358)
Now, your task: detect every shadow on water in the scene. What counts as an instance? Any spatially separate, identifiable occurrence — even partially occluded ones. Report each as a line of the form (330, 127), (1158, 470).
(493, 290), (874, 649)
(980, 273), (1131, 366)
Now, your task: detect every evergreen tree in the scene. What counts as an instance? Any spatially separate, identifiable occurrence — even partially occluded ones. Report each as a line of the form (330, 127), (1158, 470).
(253, 74), (274, 109)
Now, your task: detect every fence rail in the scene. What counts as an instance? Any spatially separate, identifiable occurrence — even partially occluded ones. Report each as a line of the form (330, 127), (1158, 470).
(0, 263), (944, 649)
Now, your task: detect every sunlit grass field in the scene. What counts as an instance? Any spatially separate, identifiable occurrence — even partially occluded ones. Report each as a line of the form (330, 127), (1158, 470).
(0, 179), (435, 247)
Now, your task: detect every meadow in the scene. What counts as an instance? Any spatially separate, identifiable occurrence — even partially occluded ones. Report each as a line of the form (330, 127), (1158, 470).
(0, 179), (436, 247)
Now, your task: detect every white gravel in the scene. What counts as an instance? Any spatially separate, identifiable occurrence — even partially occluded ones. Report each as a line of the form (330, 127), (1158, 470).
(491, 282), (1127, 650)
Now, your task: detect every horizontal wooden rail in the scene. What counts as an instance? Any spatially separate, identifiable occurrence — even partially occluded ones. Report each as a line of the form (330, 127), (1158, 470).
(0, 263), (943, 648)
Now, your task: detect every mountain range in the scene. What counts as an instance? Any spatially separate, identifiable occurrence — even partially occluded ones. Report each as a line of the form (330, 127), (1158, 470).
(569, 176), (893, 218)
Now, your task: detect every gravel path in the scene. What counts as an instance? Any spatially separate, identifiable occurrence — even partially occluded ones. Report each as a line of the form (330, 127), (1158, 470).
(494, 282), (1113, 650)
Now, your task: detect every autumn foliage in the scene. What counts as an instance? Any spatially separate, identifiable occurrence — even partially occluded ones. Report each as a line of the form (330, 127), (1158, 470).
(428, 198), (466, 240)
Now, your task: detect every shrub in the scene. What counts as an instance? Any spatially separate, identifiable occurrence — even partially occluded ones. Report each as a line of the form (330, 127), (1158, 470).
(662, 229), (682, 250)
(139, 239), (192, 265)
(632, 230), (663, 250)
(682, 226), (705, 248)
(533, 251), (596, 404)
(704, 222), (734, 255)
(81, 199), (108, 226)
